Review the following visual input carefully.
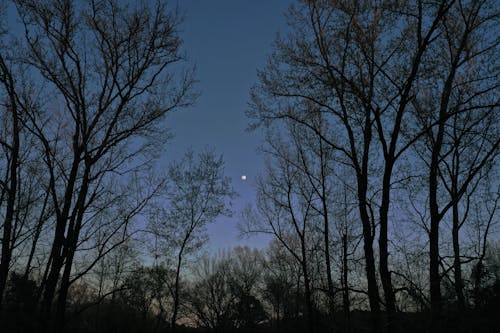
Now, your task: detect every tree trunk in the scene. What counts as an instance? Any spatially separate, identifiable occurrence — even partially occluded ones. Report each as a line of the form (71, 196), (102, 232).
(323, 214), (335, 324)
(171, 253), (183, 333)
(302, 259), (314, 333)
(23, 189), (50, 280)
(362, 226), (381, 333)
(429, 214), (441, 332)
(429, 37), (460, 330)
(0, 64), (20, 308)
(429, 119), (445, 333)
(357, 180), (381, 333)
(342, 234), (351, 332)
(41, 150), (82, 320)
(452, 196), (465, 311)
(379, 159), (397, 333)
(54, 166), (90, 333)
(316, 133), (335, 326)
(41, 149), (83, 333)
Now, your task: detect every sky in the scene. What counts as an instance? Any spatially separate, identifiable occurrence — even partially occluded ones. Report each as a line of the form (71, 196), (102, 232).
(162, 1), (294, 251)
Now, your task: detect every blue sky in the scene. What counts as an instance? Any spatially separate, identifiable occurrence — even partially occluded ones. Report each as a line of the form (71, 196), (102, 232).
(163, 1), (294, 251)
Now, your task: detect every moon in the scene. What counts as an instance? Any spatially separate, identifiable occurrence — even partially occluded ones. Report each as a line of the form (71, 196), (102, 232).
(241, 175), (247, 181)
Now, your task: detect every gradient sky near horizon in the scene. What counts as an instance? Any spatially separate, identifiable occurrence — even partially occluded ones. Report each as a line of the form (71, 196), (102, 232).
(162, 1), (294, 252)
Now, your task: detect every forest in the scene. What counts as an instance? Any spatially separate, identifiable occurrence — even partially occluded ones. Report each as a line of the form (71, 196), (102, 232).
(0, 1), (499, 333)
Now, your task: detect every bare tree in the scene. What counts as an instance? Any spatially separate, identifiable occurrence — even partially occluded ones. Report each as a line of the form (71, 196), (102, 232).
(291, 113), (337, 321)
(7, 0), (197, 330)
(407, 1), (499, 329)
(187, 253), (236, 332)
(228, 246), (267, 330)
(241, 129), (318, 333)
(149, 148), (234, 333)
(0, 52), (21, 308)
(261, 238), (303, 331)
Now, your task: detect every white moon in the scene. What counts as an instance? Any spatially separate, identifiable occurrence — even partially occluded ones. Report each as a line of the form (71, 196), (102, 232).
(241, 175), (247, 181)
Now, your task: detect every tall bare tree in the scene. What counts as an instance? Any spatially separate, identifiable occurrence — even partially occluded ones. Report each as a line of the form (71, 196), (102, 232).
(241, 127), (318, 333)
(149, 148), (234, 333)
(8, 0), (196, 330)
(0, 47), (21, 309)
(407, 1), (499, 329)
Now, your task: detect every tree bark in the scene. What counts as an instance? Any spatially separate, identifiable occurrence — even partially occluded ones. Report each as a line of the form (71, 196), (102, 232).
(23, 188), (50, 280)
(342, 234), (351, 332)
(356, 114), (381, 333)
(379, 159), (397, 332)
(451, 149), (466, 312)
(54, 165), (90, 333)
(171, 249), (184, 333)
(429, 114), (446, 333)
(318, 137), (335, 324)
(40, 150), (82, 320)
(301, 248), (314, 333)
(452, 199), (465, 311)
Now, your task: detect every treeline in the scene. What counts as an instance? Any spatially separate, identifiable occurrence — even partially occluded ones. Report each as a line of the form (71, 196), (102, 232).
(2, 240), (500, 333)
(0, 1), (499, 333)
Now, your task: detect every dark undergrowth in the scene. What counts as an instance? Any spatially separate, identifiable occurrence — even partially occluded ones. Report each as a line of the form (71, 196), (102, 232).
(1, 307), (498, 333)
(1, 276), (498, 333)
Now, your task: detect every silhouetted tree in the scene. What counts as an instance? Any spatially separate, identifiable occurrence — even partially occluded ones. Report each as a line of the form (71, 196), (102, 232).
(187, 253), (236, 332)
(0, 28), (23, 309)
(241, 135), (318, 333)
(228, 246), (266, 329)
(406, 1), (499, 328)
(149, 148), (234, 333)
(6, 0), (197, 331)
